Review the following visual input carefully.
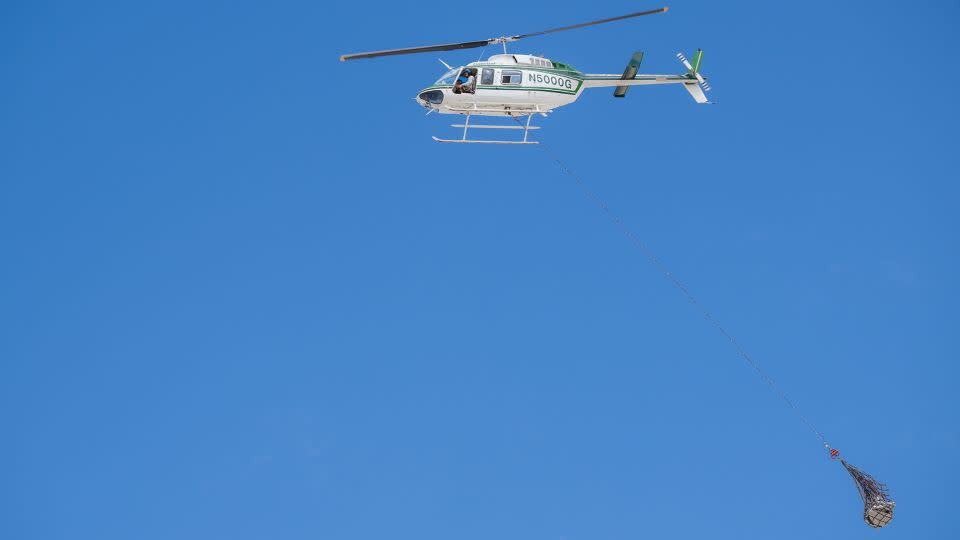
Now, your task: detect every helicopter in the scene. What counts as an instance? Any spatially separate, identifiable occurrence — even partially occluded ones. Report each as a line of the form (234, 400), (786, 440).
(339, 7), (710, 144)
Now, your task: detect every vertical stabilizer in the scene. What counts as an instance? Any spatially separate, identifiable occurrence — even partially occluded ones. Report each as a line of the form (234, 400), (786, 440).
(687, 49), (703, 75)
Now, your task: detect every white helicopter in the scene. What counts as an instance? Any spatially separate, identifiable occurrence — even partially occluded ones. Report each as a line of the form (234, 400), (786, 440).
(340, 7), (710, 144)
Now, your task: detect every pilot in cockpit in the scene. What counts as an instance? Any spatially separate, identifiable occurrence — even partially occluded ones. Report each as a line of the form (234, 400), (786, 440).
(454, 69), (476, 94)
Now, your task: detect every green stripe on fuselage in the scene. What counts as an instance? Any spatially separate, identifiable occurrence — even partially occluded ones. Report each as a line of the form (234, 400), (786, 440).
(425, 84), (580, 95)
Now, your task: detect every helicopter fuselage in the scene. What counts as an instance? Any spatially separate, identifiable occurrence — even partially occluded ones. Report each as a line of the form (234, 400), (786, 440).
(416, 54), (584, 116)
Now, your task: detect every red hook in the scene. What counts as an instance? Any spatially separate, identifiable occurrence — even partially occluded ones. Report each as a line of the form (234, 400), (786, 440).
(829, 448), (840, 461)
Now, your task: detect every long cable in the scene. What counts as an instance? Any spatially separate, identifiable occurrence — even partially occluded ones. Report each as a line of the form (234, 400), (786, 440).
(527, 131), (831, 451)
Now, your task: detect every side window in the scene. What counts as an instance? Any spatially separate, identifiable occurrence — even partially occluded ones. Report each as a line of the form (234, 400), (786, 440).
(501, 70), (522, 85)
(480, 68), (494, 85)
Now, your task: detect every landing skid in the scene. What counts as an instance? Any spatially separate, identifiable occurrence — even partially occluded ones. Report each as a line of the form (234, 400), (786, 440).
(432, 137), (538, 144)
(433, 113), (539, 145)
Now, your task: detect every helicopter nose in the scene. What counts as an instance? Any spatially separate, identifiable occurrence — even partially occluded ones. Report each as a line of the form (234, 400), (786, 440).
(417, 90), (444, 106)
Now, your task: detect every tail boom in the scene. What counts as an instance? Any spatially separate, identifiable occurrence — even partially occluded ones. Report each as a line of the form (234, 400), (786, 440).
(582, 49), (710, 103)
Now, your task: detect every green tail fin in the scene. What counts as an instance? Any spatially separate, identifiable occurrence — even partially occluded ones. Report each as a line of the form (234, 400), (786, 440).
(687, 49), (703, 74)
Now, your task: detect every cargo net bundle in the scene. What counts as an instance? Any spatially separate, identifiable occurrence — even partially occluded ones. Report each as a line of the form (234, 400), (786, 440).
(840, 459), (895, 528)
(533, 136), (898, 529)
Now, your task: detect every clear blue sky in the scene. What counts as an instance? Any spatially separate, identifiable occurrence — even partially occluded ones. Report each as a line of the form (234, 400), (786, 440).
(2, 1), (958, 538)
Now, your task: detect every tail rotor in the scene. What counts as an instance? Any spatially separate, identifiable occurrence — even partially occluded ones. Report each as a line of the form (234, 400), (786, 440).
(677, 49), (711, 92)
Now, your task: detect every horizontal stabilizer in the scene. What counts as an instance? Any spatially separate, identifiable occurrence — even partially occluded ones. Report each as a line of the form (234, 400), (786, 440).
(614, 51), (644, 98)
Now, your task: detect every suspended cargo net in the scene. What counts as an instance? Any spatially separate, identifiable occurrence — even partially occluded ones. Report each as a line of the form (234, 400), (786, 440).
(523, 127), (898, 528)
(840, 459), (895, 528)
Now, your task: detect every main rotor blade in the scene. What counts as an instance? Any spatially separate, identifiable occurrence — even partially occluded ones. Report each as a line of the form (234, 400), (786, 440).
(339, 6), (668, 62)
(340, 39), (495, 61)
(515, 6), (668, 39)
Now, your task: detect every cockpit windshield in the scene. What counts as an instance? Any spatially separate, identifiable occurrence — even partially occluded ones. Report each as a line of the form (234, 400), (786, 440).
(434, 67), (460, 86)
